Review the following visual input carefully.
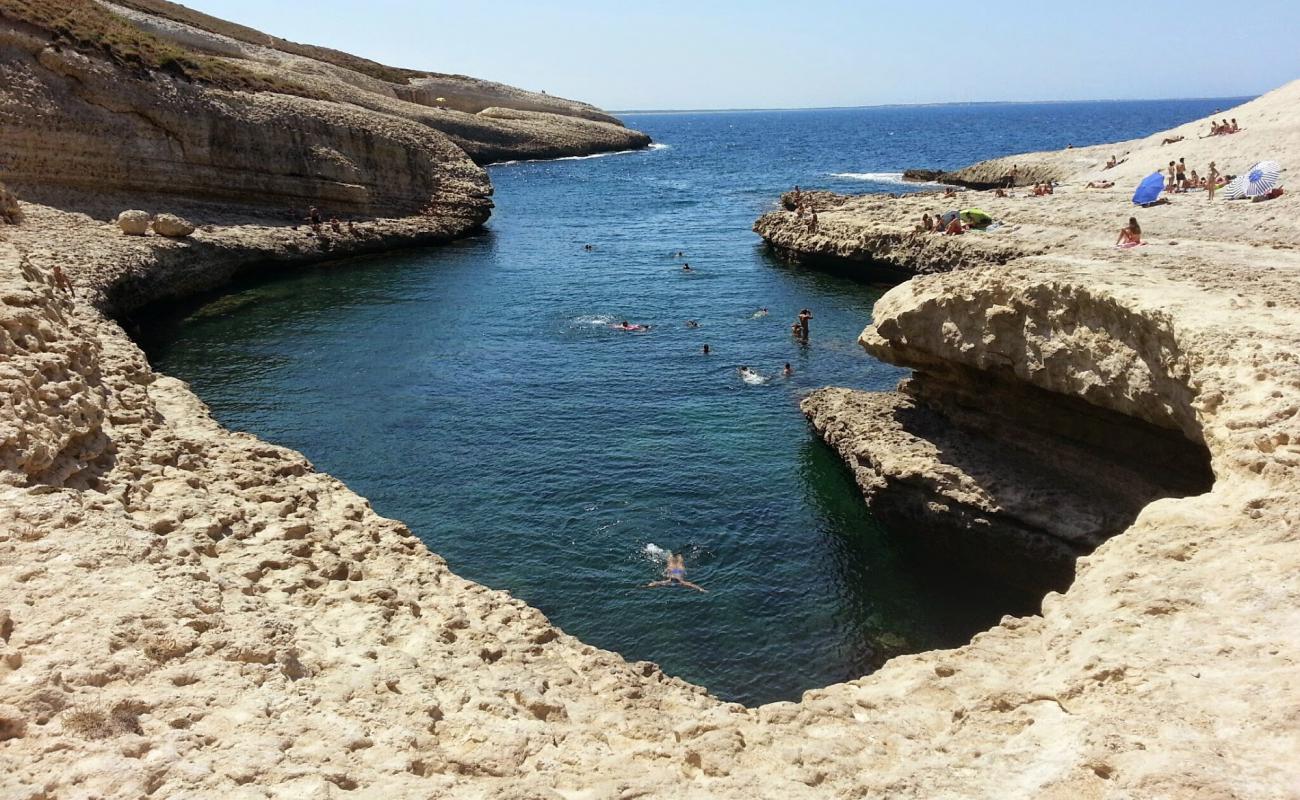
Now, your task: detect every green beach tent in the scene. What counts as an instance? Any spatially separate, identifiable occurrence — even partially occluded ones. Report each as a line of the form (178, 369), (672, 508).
(959, 208), (993, 226)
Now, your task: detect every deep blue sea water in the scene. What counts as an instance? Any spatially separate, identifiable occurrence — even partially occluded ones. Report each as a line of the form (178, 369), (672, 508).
(143, 97), (1243, 705)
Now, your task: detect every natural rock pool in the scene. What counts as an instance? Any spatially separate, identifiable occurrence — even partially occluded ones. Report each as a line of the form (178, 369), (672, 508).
(142, 100), (1233, 703)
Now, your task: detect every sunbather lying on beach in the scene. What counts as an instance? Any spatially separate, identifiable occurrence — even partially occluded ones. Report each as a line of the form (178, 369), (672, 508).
(1161, 135), (1184, 145)
(1086, 180), (1115, 189)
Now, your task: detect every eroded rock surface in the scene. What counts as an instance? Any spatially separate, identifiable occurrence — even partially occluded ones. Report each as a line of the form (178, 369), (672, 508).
(3, 11), (1299, 796)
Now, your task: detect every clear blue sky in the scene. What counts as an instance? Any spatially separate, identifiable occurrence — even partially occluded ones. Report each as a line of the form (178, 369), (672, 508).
(183, 1), (1299, 110)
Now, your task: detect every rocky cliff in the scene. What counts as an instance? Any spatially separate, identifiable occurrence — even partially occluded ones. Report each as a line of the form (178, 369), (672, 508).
(3, 9), (1299, 795)
(0, 0), (648, 217)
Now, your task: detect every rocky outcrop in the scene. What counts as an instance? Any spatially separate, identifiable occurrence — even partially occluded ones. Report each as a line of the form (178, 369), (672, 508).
(116, 210), (150, 236)
(0, 180), (19, 223)
(97, 0), (651, 164)
(150, 213), (194, 237)
(0, 21), (490, 217)
(0, 3), (649, 217)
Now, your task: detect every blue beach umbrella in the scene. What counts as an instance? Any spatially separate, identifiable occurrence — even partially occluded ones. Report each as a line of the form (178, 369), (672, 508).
(1132, 172), (1166, 205)
(1243, 160), (1282, 197)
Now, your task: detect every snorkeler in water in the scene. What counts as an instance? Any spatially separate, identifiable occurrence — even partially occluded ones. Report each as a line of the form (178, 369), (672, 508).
(646, 552), (706, 592)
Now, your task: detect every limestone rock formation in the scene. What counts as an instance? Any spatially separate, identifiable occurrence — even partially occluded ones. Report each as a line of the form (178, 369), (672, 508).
(151, 213), (194, 238)
(0, 1), (647, 217)
(116, 210), (150, 236)
(0, 180), (19, 223)
(2, 2), (1298, 794)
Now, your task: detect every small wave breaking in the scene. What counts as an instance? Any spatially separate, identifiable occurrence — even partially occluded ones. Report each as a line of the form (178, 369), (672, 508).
(830, 171), (940, 187)
(493, 143), (669, 167)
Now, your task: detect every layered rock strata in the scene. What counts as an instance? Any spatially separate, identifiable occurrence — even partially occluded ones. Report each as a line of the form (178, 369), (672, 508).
(0, 2), (649, 219)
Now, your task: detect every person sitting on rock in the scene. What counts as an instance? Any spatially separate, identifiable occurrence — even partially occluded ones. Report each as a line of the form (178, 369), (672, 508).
(807, 211), (819, 232)
(1105, 155), (1118, 169)
(944, 216), (966, 235)
(329, 218), (342, 234)
(1116, 217), (1142, 246)
(916, 213), (933, 232)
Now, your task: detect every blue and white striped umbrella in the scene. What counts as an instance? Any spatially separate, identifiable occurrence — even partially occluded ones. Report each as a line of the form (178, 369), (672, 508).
(1243, 160), (1282, 197)
(1221, 173), (1248, 199)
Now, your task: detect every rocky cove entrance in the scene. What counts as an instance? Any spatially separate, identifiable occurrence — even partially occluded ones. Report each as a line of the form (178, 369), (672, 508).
(139, 103), (1226, 705)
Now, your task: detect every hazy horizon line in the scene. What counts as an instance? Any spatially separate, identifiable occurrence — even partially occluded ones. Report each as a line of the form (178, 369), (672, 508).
(612, 93), (1255, 116)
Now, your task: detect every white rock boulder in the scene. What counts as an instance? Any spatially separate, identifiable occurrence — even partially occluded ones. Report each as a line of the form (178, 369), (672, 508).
(152, 213), (195, 238)
(117, 210), (150, 236)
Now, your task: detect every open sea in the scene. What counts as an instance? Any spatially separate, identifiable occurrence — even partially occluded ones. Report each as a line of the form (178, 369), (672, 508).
(142, 97), (1242, 705)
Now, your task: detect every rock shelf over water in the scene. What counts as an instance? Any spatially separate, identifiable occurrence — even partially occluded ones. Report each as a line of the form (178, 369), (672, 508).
(760, 79), (1300, 795)
(2, 0), (1299, 792)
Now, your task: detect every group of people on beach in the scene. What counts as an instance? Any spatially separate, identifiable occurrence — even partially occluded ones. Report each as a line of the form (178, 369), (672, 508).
(1164, 158), (1227, 194)
(1206, 118), (1242, 137)
(916, 212), (969, 235)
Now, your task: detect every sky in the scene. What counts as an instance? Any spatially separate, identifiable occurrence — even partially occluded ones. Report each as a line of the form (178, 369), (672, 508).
(181, 1), (1300, 110)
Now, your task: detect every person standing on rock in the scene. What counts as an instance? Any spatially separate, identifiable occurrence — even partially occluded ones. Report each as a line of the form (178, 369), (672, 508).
(1176, 158), (1187, 191)
(1005, 164), (1018, 188)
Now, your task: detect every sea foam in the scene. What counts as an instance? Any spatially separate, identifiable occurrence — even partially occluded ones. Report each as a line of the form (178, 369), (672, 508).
(829, 171), (935, 186)
(494, 143), (670, 167)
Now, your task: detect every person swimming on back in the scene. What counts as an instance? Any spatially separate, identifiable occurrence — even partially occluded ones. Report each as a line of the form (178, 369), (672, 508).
(646, 552), (705, 592)
(614, 320), (647, 331)
(752, 307), (768, 318)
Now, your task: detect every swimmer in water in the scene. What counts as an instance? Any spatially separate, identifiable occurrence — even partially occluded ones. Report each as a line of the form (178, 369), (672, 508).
(791, 320), (802, 336)
(682, 263), (692, 272)
(686, 320), (699, 328)
(702, 344), (710, 355)
(583, 244), (594, 251)
(783, 362), (793, 377)
(752, 308), (769, 318)
(798, 308), (813, 340)
(646, 552), (705, 592)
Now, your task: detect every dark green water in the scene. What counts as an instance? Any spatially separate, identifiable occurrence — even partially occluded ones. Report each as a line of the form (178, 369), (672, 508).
(142, 100), (1238, 704)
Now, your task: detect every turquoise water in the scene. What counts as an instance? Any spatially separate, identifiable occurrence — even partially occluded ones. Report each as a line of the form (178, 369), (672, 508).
(143, 98), (1240, 704)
